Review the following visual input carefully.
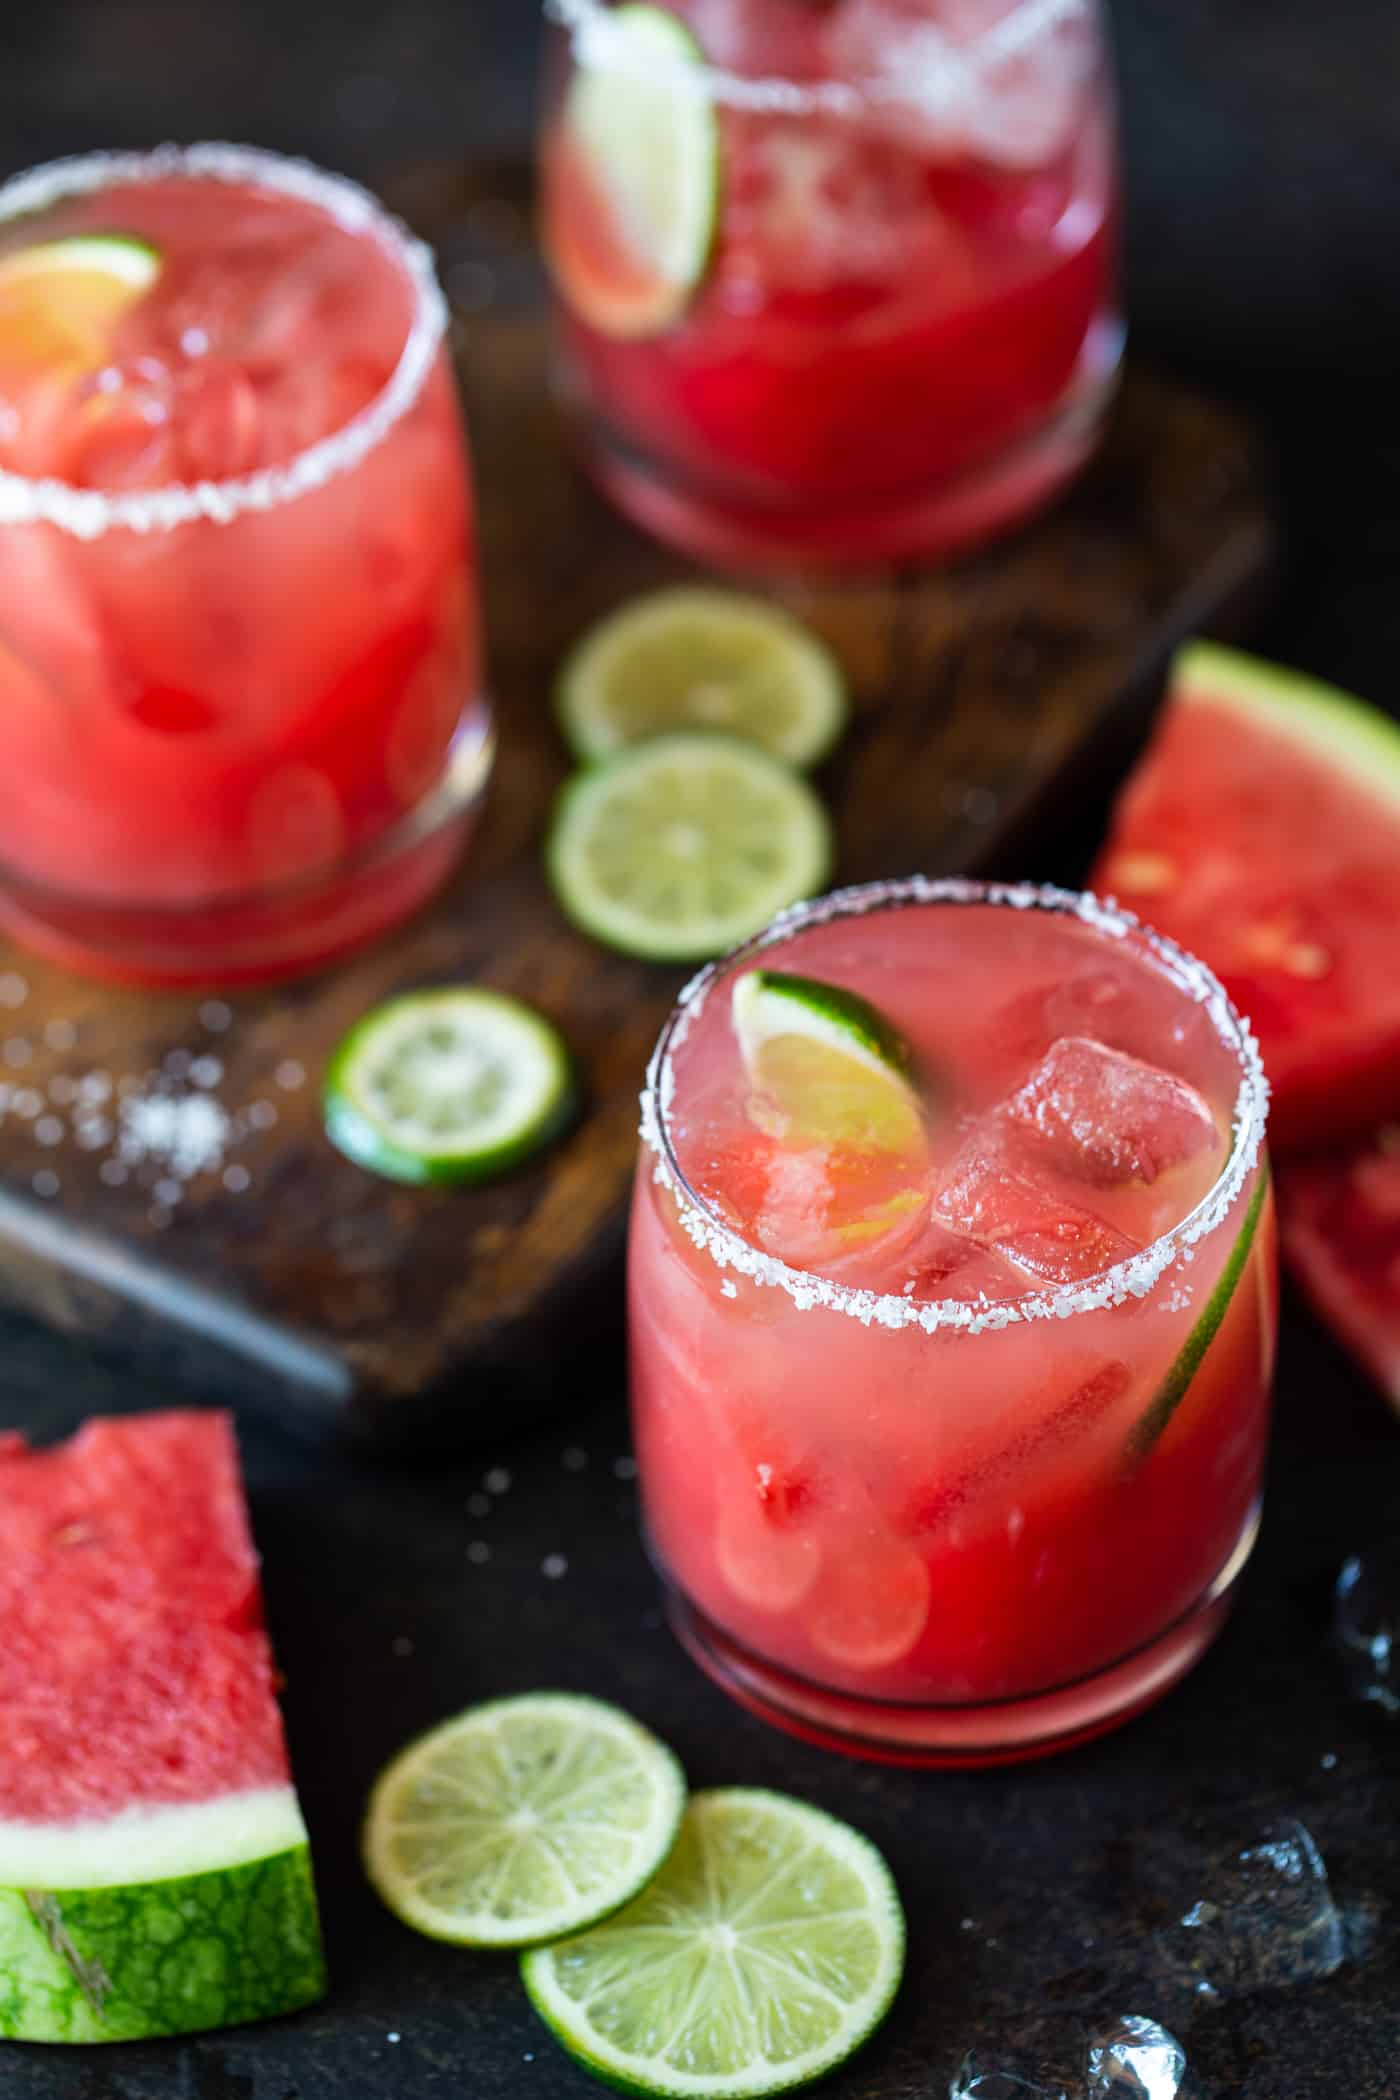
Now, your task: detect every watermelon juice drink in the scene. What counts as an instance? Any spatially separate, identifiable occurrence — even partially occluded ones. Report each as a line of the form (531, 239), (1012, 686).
(631, 880), (1275, 1763)
(0, 147), (490, 983)
(541, 0), (1121, 568)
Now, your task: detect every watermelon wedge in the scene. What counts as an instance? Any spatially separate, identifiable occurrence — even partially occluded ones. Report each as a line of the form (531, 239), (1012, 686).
(0, 1411), (325, 2043)
(1279, 1132), (1400, 1414)
(1092, 643), (1400, 1153)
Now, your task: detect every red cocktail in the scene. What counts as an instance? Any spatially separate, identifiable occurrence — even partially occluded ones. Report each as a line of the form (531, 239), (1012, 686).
(630, 881), (1274, 1763)
(542, 0), (1121, 567)
(0, 147), (490, 982)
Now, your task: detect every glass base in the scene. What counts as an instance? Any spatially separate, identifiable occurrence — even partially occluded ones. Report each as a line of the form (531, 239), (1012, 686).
(661, 1500), (1260, 1768)
(0, 709), (494, 987)
(573, 321), (1124, 574)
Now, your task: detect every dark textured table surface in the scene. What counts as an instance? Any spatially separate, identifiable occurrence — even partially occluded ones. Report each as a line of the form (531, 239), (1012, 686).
(4, 4), (1400, 2096)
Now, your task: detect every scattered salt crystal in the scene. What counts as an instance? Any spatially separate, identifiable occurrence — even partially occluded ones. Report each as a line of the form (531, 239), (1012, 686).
(164, 1048), (193, 1078)
(0, 972), (27, 1007)
(386, 2032), (401, 2045)
(31, 1169), (59, 1199)
(467, 1541), (491, 1565)
(562, 1446), (587, 1472)
(542, 1554), (568, 1580)
(484, 1467), (511, 1495)
(247, 1099), (278, 1130)
(44, 1019), (77, 1052)
(4, 1038), (31, 1067)
(199, 999), (232, 1032)
(189, 1055), (223, 1089)
(48, 1075), (77, 1105)
(275, 1058), (306, 1090)
(121, 1091), (230, 1178)
(153, 1177), (183, 1207)
(466, 1492), (491, 1517)
(99, 1160), (128, 1186)
(74, 1116), (113, 1149)
(34, 1117), (64, 1147)
(78, 1072), (112, 1105)
(1321, 1752), (1338, 1771)
(12, 1089), (41, 1119)
(222, 1163), (251, 1193)
(391, 1635), (414, 1657)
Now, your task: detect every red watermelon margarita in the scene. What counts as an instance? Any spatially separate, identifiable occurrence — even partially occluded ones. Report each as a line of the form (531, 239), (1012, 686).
(0, 1411), (324, 2042)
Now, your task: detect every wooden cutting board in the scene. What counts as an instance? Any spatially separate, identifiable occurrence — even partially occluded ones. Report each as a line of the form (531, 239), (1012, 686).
(0, 162), (1276, 1446)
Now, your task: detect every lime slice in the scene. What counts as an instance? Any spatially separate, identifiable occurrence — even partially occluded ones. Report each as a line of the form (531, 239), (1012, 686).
(1128, 1159), (1272, 1462)
(521, 1787), (905, 2100)
(548, 3), (719, 339)
(547, 733), (832, 962)
(363, 1693), (686, 1949)
(557, 589), (848, 769)
(0, 234), (159, 369)
(323, 987), (576, 1186)
(732, 969), (925, 1154)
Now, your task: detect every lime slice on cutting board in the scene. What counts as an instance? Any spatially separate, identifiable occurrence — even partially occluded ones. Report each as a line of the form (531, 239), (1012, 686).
(0, 234), (159, 369)
(557, 589), (848, 768)
(732, 969), (925, 1154)
(547, 2), (720, 338)
(547, 732), (832, 962)
(363, 1693), (686, 1948)
(324, 987), (576, 1186)
(521, 1787), (905, 2099)
(1128, 1159), (1272, 1462)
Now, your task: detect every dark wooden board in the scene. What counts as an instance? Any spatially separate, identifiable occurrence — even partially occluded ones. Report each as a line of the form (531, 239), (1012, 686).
(0, 164), (1277, 1446)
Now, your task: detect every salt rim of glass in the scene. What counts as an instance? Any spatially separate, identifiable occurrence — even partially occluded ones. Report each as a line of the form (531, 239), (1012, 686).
(639, 876), (1270, 1336)
(546, 0), (1090, 118)
(0, 142), (448, 539)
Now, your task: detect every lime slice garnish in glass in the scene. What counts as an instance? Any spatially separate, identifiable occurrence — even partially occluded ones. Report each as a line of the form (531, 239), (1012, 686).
(546, 732), (832, 962)
(0, 234), (159, 370)
(557, 588), (848, 768)
(363, 1692), (686, 1949)
(323, 987), (576, 1186)
(732, 968), (926, 1156)
(546, 2), (720, 338)
(521, 1786), (905, 2100)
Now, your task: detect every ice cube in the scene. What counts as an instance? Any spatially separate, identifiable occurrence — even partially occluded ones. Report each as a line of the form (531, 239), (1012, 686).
(1084, 2016), (1186, 2100)
(1335, 1548), (1400, 1716)
(1004, 1038), (1220, 1188)
(935, 1134), (1138, 1283)
(948, 2016), (1084, 2099)
(1151, 1818), (1345, 1995)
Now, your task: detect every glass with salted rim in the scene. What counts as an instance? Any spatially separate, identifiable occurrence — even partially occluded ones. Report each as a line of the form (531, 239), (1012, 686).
(0, 145), (491, 984)
(630, 879), (1275, 1765)
(539, 0), (1123, 569)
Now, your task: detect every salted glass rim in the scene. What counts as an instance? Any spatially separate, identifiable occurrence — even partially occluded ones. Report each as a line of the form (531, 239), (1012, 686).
(639, 876), (1270, 1337)
(545, 0), (1093, 117)
(0, 143), (449, 539)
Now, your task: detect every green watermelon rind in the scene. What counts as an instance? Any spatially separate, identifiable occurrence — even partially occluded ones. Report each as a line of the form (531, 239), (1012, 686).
(0, 1841), (325, 2044)
(1176, 643), (1400, 812)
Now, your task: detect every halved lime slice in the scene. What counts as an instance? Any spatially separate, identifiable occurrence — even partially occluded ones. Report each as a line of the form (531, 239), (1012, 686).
(522, 1787), (905, 2100)
(547, 732), (832, 962)
(547, 3), (719, 338)
(1128, 1160), (1272, 1461)
(363, 1693), (686, 1949)
(324, 987), (576, 1186)
(0, 234), (159, 369)
(557, 589), (848, 768)
(732, 969), (925, 1154)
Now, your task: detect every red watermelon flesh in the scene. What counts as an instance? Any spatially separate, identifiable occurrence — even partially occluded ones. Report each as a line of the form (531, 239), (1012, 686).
(1092, 643), (1400, 1154)
(0, 1411), (289, 1824)
(1279, 1131), (1400, 1412)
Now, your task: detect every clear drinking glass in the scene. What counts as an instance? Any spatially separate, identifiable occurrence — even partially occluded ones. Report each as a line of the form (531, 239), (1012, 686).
(0, 146), (492, 983)
(540, 0), (1123, 568)
(629, 880), (1275, 1764)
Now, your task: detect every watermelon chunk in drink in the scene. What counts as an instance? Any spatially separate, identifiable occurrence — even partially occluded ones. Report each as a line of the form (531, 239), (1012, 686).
(0, 1411), (325, 2042)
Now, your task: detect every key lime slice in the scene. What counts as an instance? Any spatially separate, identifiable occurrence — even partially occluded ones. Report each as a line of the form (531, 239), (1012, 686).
(363, 1693), (686, 1949)
(557, 589), (848, 768)
(546, 2), (720, 338)
(0, 234), (159, 370)
(521, 1787), (905, 2100)
(732, 969), (925, 1154)
(1128, 1159), (1272, 1462)
(323, 987), (576, 1186)
(547, 732), (832, 962)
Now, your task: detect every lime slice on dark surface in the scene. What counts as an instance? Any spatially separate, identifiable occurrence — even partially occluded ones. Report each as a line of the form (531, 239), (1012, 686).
(521, 1787), (905, 2099)
(547, 2), (719, 338)
(363, 1693), (686, 1949)
(324, 988), (576, 1186)
(547, 732), (832, 962)
(558, 589), (848, 768)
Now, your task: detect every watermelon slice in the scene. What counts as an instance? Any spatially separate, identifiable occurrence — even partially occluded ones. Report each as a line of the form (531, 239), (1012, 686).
(1279, 1131), (1400, 1413)
(1092, 643), (1400, 1153)
(0, 1411), (325, 2043)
